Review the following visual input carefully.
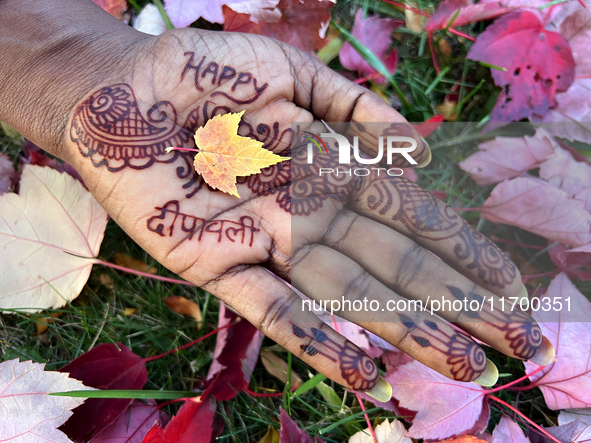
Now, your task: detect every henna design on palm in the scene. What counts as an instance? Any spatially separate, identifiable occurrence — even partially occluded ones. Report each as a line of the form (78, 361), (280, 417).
(70, 83), (204, 198)
(292, 323), (378, 390)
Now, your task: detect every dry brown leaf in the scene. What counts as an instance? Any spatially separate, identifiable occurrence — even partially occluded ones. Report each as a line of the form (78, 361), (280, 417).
(35, 312), (61, 335)
(405, 0), (424, 32)
(260, 349), (302, 388)
(99, 273), (114, 288)
(113, 253), (157, 274)
(164, 296), (203, 329)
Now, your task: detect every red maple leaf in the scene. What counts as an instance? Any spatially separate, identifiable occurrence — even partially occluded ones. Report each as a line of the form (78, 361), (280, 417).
(467, 9), (574, 121)
(59, 343), (148, 440)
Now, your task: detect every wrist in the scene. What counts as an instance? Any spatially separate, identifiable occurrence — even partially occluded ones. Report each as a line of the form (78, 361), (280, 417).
(0, 0), (151, 161)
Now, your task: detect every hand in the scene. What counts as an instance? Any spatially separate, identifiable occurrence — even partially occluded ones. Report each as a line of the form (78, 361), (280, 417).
(46, 27), (552, 398)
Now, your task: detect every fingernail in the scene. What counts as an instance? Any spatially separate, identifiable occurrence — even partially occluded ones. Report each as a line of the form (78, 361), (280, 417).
(366, 376), (392, 403)
(416, 142), (432, 168)
(473, 359), (499, 387)
(529, 336), (555, 366)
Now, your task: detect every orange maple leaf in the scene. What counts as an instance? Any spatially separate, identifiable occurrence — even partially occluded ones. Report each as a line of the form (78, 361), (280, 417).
(191, 111), (290, 198)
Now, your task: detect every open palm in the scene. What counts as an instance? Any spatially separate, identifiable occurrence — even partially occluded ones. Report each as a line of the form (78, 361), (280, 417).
(62, 28), (552, 396)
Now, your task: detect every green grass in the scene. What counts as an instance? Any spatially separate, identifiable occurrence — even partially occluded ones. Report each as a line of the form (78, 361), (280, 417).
(1, 0), (589, 440)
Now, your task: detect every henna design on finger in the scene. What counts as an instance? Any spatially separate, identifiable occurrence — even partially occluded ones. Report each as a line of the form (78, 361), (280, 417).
(70, 83), (204, 198)
(291, 323), (378, 390)
(147, 200), (259, 246)
(363, 178), (517, 288)
(399, 313), (487, 381)
(447, 286), (542, 359)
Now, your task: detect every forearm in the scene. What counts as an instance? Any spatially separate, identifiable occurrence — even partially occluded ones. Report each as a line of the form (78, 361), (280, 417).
(0, 0), (148, 160)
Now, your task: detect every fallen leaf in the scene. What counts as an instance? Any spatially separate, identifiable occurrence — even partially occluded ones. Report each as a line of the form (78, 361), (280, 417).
(435, 97), (458, 121)
(467, 10), (575, 122)
(490, 416), (530, 443)
(223, 0), (334, 53)
(0, 153), (15, 195)
(0, 359), (95, 442)
(260, 425), (280, 443)
(388, 360), (488, 440)
(35, 312), (61, 335)
(164, 295), (203, 328)
(558, 409), (591, 443)
(539, 146), (591, 203)
(191, 111), (289, 197)
(459, 129), (556, 186)
(99, 273), (114, 288)
(143, 396), (215, 443)
(349, 418), (412, 443)
(405, 0), (424, 32)
(90, 400), (168, 443)
(438, 437), (489, 443)
(280, 407), (325, 443)
(124, 307), (138, 316)
(481, 177), (591, 247)
(113, 252), (157, 274)
(206, 302), (263, 400)
(92, 0), (127, 19)
(554, 243), (591, 281)
(0, 165), (108, 311)
(165, 0), (281, 27)
(59, 343), (148, 440)
(133, 4), (167, 35)
(260, 349), (303, 388)
(339, 9), (402, 83)
(524, 273), (591, 409)
(426, 0), (513, 32)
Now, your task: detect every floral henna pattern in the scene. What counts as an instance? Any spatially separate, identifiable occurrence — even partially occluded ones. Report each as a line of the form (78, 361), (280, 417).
(292, 324), (378, 391)
(70, 83), (204, 198)
(447, 286), (542, 360)
(364, 177), (516, 288)
(400, 314), (487, 381)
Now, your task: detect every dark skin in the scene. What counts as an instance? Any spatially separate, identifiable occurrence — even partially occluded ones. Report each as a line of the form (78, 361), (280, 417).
(0, 0), (554, 398)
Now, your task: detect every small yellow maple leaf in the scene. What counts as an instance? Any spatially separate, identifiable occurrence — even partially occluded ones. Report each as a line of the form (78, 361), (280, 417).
(191, 111), (289, 198)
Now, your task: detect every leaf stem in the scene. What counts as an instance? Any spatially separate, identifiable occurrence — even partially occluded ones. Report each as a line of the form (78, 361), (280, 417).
(488, 395), (562, 443)
(143, 320), (237, 362)
(92, 259), (194, 286)
(356, 392), (378, 443)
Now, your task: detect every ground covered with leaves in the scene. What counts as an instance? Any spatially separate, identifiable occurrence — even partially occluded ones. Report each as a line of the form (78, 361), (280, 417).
(2, 0), (591, 442)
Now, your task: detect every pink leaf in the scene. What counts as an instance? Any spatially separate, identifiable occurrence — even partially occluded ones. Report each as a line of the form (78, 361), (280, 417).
(206, 302), (263, 400)
(481, 177), (591, 247)
(490, 416), (530, 443)
(0, 153), (15, 195)
(387, 360), (488, 440)
(539, 146), (591, 202)
(279, 407), (325, 443)
(59, 343), (148, 440)
(426, 0), (512, 32)
(532, 8), (591, 142)
(524, 273), (591, 409)
(459, 129), (556, 186)
(555, 244), (591, 281)
(223, 0), (334, 53)
(558, 409), (591, 442)
(164, 0), (281, 27)
(467, 10), (575, 122)
(143, 396), (215, 443)
(339, 9), (402, 83)
(91, 400), (168, 443)
(0, 359), (95, 442)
